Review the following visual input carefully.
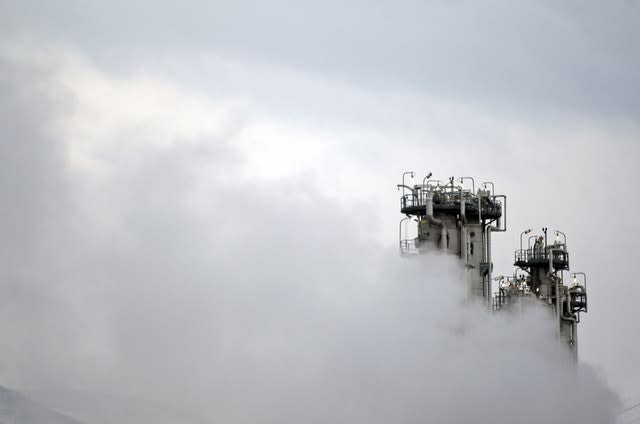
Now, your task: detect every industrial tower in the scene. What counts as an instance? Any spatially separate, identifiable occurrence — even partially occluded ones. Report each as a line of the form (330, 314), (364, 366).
(397, 173), (506, 302)
(397, 172), (588, 359)
(505, 229), (588, 359)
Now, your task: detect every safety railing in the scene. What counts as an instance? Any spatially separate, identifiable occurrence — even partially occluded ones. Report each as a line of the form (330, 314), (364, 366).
(400, 194), (420, 209)
(514, 248), (569, 267)
(399, 238), (419, 256)
(493, 279), (530, 311)
(400, 192), (502, 216)
(568, 286), (588, 313)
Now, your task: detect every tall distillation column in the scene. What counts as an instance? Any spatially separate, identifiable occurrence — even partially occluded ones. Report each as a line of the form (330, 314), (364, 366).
(512, 233), (588, 359)
(398, 174), (506, 305)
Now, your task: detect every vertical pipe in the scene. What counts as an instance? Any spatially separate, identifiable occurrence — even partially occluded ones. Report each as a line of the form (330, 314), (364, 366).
(441, 224), (447, 251)
(490, 195), (507, 232)
(564, 285), (579, 360)
(487, 227), (492, 306)
(573, 324), (578, 361)
(549, 249), (561, 338)
(460, 196), (467, 262)
(426, 192), (443, 225)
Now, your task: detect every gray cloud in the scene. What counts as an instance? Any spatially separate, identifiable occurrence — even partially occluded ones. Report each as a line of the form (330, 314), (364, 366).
(2, 1), (639, 121)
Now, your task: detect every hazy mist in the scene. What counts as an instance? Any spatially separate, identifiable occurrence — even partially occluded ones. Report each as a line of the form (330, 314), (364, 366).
(1, 1), (639, 422)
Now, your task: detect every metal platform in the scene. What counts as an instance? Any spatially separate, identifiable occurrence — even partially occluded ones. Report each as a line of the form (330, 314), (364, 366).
(400, 194), (502, 220)
(514, 248), (569, 270)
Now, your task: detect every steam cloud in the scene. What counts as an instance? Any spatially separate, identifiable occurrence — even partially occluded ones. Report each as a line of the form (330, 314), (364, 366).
(0, 50), (621, 424)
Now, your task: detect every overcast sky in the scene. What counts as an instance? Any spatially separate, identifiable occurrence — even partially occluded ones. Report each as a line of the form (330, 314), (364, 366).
(1, 1), (639, 422)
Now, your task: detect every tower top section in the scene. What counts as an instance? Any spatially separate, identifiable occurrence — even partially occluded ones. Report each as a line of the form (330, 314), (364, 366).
(514, 228), (569, 271)
(397, 174), (502, 221)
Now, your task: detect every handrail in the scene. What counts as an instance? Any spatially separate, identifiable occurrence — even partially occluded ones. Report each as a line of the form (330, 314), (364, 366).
(401, 192), (503, 216)
(399, 238), (419, 255)
(514, 248), (569, 265)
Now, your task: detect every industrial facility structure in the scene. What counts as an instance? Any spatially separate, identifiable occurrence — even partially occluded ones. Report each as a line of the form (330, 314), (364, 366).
(397, 172), (588, 359)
